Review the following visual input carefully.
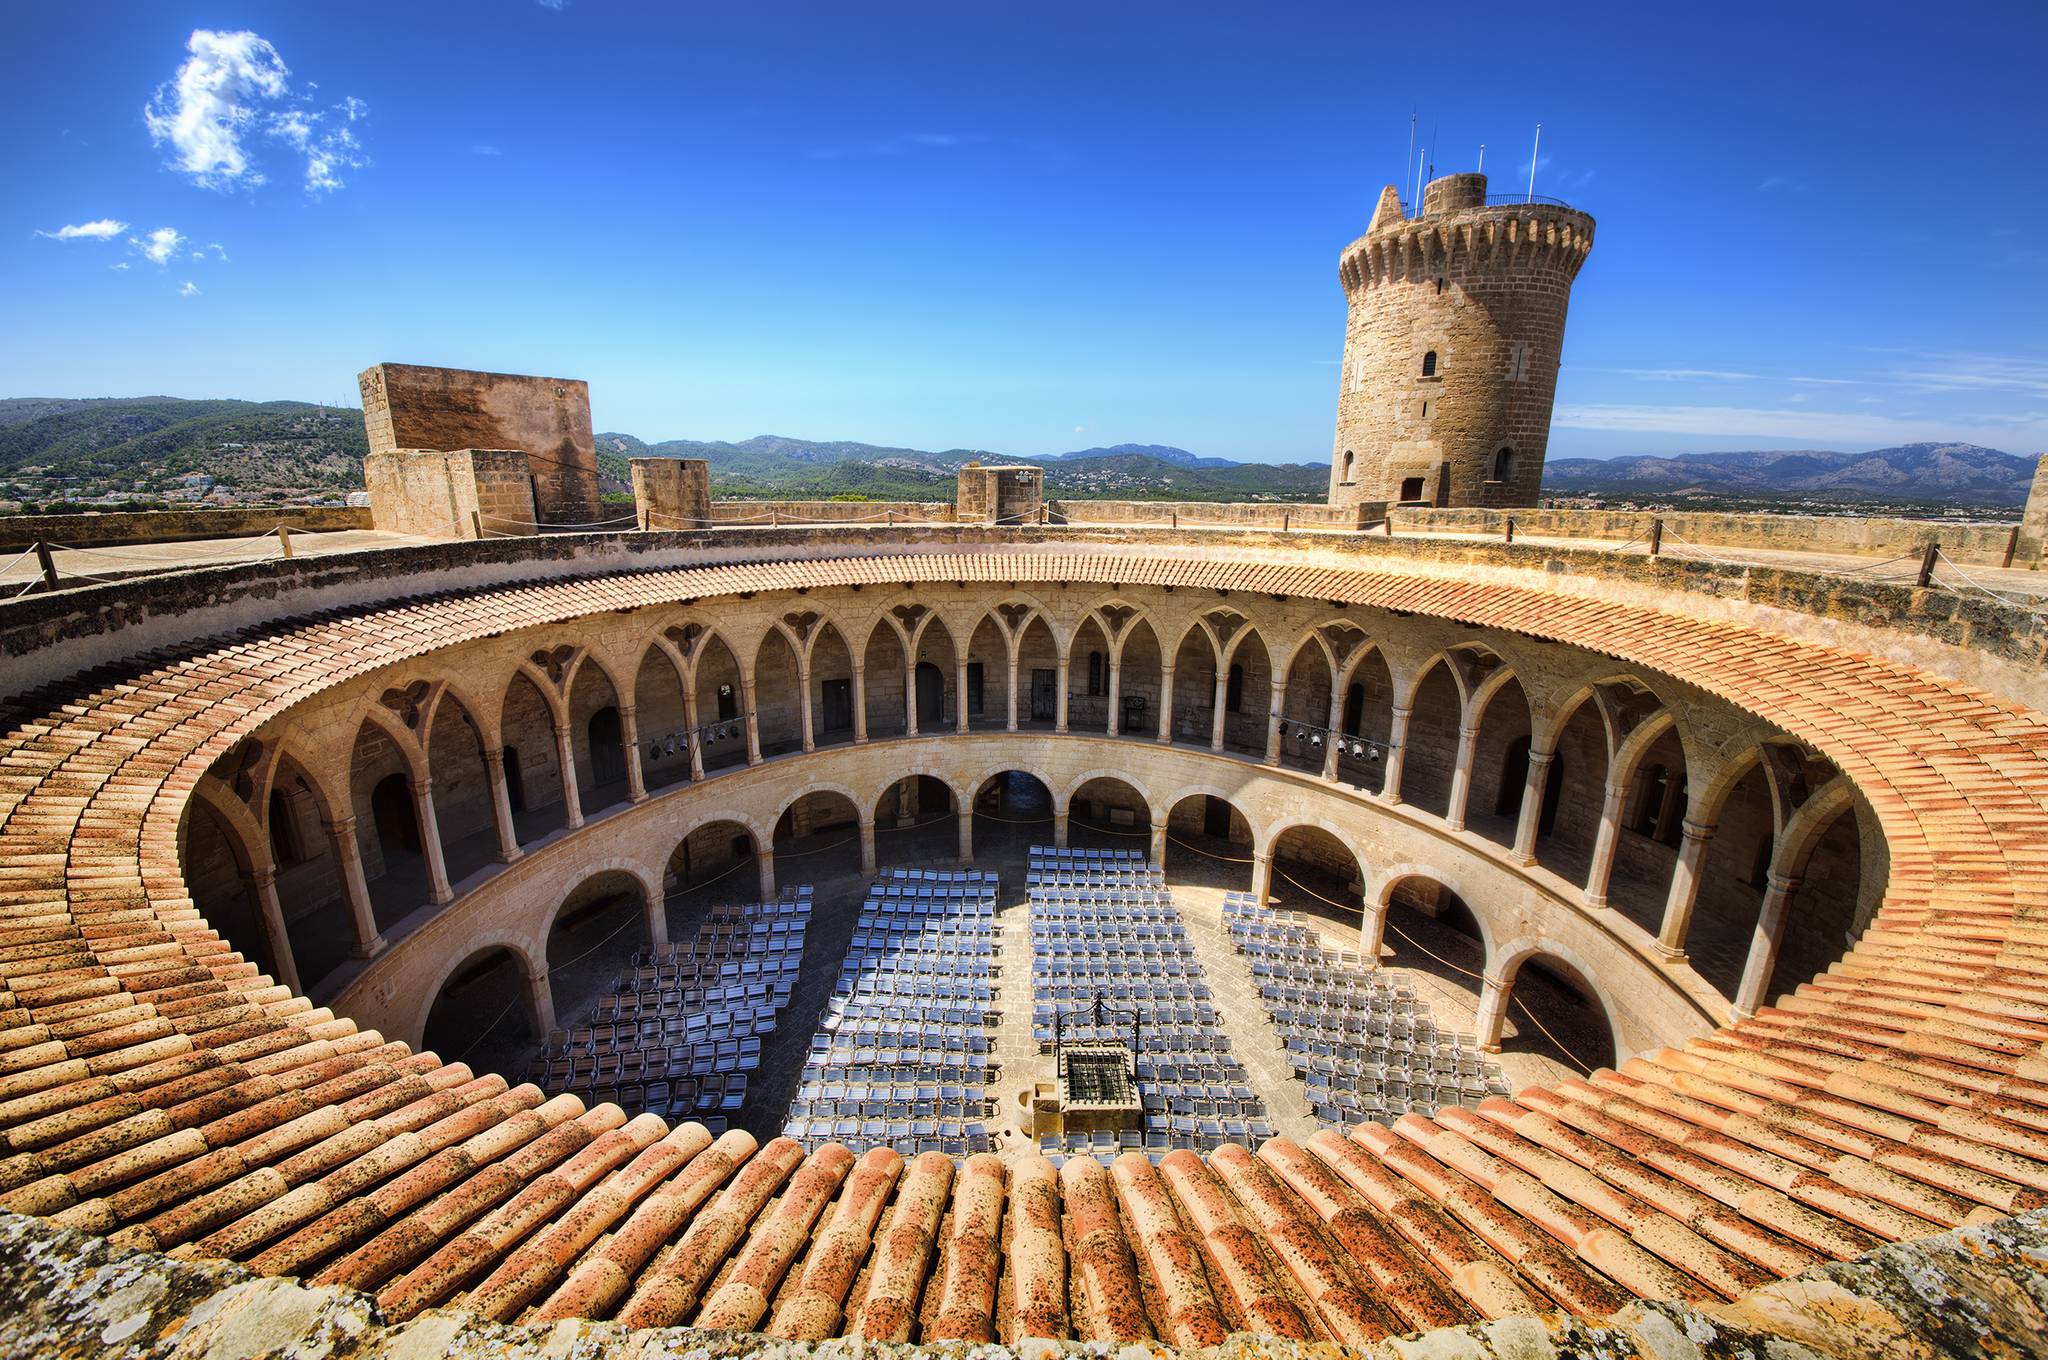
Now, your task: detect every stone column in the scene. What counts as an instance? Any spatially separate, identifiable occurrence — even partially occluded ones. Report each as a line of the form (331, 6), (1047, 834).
(1655, 819), (1716, 961)
(1582, 777), (1632, 909)
(1105, 657), (1122, 736)
(324, 815), (386, 958)
(553, 721), (584, 829)
(1381, 706), (1412, 804)
(859, 815), (878, 877)
(643, 889), (669, 949)
(957, 810), (974, 863)
(1252, 851), (1274, 907)
(482, 746), (522, 863)
(1732, 872), (1800, 1019)
(756, 847), (777, 902)
(250, 864), (301, 994)
(798, 661), (816, 753)
(1358, 894), (1388, 966)
(683, 688), (705, 779)
(955, 655), (970, 734)
(851, 663), (869, 743)
(1006, 650), (1020, 731)
(1149, 820), (1168, 866)
(741, 679), (763, 765)
(524, 960), (558, 1039)
(1156, 665), (1175, 744)
(1210, 671), (1229, 751)
(1322, 691), (1345, 780)
(1264, 681), (1287, 764)
(1445, 724), (1479, 831)
(1055, 655), (1070, 734)
(620, 704), (647, 803)
(410, 775), (453, 906)
(1053, 811), (1069, 850)
(1474, 971), (1510, 1052)
(1510, 749), (1555, 864)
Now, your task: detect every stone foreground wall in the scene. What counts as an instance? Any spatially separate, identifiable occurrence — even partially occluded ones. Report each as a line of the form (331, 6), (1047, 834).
(0, 506), (371, 552)
(362, 449), (537, 539)
(2, 1205), (2043, 1358)
(708, 500), (957, 524)
(1051, 500), (1382, 529)
(1397, 505), (2038, 566)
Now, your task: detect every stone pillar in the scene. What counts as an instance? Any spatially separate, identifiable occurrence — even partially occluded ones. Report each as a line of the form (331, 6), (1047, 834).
(1106, 657), (1123, 736)
(955, 655), (970, 734)
(620, 704), (647, 803)
(553, 721), (584, 829)
(1445, 725), (1479, 831)
(1358, 895), (1388, 965)
(1053, 811), (1069, 850)
(1156, 665), (1175, 744)
(1210, 672), (1229, 751)
(904, 659), (920, 737)
(798, 661), (816, 753)
(324, 815), (386, 958)
(1055, 655), (1070, 734)
(756, 848), (777, 902)
(957, 810), (974, 863)
(739, 677), (763, 765)
(1322, 692), (1345, 780)
(643, 889), (669, 949)
(852, 664), (869, 743)
(1381, 706), (1412, 804)
(1582, 777), (1632, 909)
(250, 864), (301, 994)
(1006, 651), (1020, 731)
(2020, 453), (2048, 564)
(482, 746), (522, 863)
(1655, 819), (1716, 961)
(1732, 872), (1801, 1019)
(524, 960), (558, 1038)
(1474, 971), (1510, 1052)
(683, 688), (705, 780)
(410, 776), (453, 906)
(1252, 851), (1275, 907)
(1149, 820), (1168, 866)
(859, 816), (878, 877)
(1510, 749), (1555, 864)
(1264, 681), (1286, 764)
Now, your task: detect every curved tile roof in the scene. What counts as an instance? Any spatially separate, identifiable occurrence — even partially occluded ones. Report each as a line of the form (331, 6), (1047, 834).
(3, 546), (2047, 1347)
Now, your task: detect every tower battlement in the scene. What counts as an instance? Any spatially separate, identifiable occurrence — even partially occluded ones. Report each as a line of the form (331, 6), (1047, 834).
(1329, 173), (1595, 510)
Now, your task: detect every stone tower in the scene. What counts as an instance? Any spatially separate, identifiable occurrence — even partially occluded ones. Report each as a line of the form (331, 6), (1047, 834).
(1329, 172), (1594, 510)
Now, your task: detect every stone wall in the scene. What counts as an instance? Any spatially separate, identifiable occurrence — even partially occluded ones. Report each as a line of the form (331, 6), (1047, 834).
(707, 500), (955, 524)
(956, 465), (1045, 525)
(2023, 454), (2048, 559)
(0, 505), (370, 552)
(1397, 504), (2035, 566)
(362, 448), (537, 539)
(629, 457), (711, 530)
(1050, 500), (1381, 529)
(359, 363), (599, 526)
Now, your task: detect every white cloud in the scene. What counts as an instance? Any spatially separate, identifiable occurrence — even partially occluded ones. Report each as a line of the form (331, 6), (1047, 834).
(109, 262), (130, 271)
(36, 218), (128, 241)
(1074, 425), (1086, 434)
(470, 144), (503, 156)
(179, 281), (201, 297)
(537, 0), (568, 9)
(130, 226), (187, 266)
(208, 242), (228, 261)
(143, 29), (369, 194)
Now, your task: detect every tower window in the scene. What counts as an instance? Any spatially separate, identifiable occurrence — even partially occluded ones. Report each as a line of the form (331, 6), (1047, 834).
(1399, 476), (1425, 503)
(1435, 277), (1446, 295)
(1491, 447), (1516, 482)
(1420, 350), (1438, 378)
(1504, 341), (1530, 382)
(1341, 450), (1355, 485)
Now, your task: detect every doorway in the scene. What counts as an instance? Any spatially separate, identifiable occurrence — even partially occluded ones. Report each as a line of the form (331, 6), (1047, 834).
(821, 678), (854, 733)
(1030, 668), (1056, 721)
(915, 662), (946, 726)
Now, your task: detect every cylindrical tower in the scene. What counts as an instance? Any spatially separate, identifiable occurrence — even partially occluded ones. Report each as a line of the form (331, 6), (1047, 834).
(1328, 172), (1594, 509)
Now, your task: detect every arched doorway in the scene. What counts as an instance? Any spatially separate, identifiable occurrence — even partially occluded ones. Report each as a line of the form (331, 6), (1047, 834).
(547, 870), (652, 1037)
(964, 615), (1008, 732)
(1268, 824), (1365, 933)
(1115, 618), (1163, 737)
(914, 662), (947, 728)
(693, 634), (747, 773)
(634, 644), (692, 792)
(875, 775), (958, 867)
(566, 659), (626, 817)
(665, 819), (759, 936)
(912, 619), (956, 732)
(971, 770), (1054, 864)
(1067, 616), (1112, 734)
(352, 716), (426, 929)
(1489, 951), (1617, 1074)
(1169, 625), (1218, 746)
(501, 670), (565, 840)
(1608, 724), (1688, 934)
(181, 798), (279, 980)
(774, 790), (863, 886)
(1220, 630), (1273, 755)
(754, 629), (803, 756)
(1338, 646), (1396, 798)
(1015, 616), (1060, 727)
(1686, 757), (1778, 1001)
(1399, 660), (1462, 817)
(1276, 642), (1335, 774)
(811, 624), (857, 748)
(1066, 776), (1151, 853)
(1379, 874), (1485, 994)
(1163, 792), (1252, 888)
(422, 946), (538, 1077)
(1760, 798), (1872, 1007)
(862, 622), (907, 739)
(1465, 672), (1530, 843)
(425, 694), (496, 888)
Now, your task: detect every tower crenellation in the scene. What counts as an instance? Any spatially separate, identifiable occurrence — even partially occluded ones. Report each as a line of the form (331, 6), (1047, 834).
(1330, 172), (1594, 510)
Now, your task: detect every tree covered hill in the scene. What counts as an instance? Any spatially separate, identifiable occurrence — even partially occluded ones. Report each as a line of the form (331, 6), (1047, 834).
(0, 397), (367, 499)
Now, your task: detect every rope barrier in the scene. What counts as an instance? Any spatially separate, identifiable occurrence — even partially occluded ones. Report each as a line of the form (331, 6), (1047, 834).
(1166, 832), (1255, 864)
(1935, 549), (2048, 615)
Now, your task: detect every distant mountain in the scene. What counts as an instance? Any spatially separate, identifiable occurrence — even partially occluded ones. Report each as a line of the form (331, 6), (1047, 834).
(0, 397), (367, 501)
(1543, 443), (2034, 507)
(1039, 443), (1242, 470)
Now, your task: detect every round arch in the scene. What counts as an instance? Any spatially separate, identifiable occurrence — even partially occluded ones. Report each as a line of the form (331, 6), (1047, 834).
(1161, 788), (1255, 887)
(1479, 937), (1624, 1072)
(413, 935), (546, 1054)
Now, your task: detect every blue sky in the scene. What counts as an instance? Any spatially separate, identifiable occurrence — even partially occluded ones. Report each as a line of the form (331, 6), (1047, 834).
(7, 2), (2046, 463)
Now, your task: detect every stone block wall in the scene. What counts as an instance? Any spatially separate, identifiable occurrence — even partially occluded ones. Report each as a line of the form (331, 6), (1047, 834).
(1049, 500), (1381, 529)
(359, 363), (599, 527)
(0, 505), (371, 553)
(708, 500), (955, 525)
(629, 457), (712, 530)
(956, 465), (1045, 525)
(364, 449), (537, 539)
(2023, 454), (2048, 559)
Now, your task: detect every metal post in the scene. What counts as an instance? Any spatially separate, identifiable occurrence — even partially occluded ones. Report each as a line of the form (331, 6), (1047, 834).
(471, 509), (484, 540)
(34, 542), (58, 592)
(1282, 511), (1291, 532)
(1648, 518), (1664, 558)
(1527, 123), (1541, 203)
(2002, 525), (2020, 570)
(277, 524), (294, 559)
(1384, 514), (1394, 536)
(1917, 540), (1939, 588)
(1504, 516), (1515, 545)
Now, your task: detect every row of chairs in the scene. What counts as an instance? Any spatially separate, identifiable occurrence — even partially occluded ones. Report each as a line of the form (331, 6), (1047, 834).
(1224, 891), (1508, 1126)
(783, 869), (1002, 1152)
